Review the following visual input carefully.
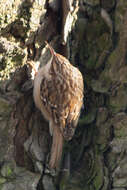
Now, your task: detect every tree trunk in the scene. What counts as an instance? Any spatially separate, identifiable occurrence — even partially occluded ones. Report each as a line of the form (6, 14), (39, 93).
(0, 0), (127, 190)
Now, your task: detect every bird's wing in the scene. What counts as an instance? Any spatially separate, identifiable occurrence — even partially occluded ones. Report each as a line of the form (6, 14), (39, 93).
(40, 57), (84, 140)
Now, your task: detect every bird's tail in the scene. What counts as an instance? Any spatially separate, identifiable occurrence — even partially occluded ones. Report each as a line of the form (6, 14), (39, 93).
(49, 125), (64, 169)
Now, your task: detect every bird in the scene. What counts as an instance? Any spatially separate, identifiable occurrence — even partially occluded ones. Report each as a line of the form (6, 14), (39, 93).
(29, 42), (84, 169)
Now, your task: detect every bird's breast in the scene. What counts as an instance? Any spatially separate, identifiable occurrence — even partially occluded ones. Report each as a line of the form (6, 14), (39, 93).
(33, 73), (43, 111)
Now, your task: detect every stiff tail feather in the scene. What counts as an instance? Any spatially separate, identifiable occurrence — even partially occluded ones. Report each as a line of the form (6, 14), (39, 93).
(49, 125), (63, 169)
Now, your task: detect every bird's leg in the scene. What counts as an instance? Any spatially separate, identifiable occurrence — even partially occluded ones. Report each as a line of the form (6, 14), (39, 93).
(44, 147), (57, 176)
(43, 153), (56, 176)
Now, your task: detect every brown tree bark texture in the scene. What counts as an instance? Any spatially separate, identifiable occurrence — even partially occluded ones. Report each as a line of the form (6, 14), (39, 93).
(0, 0), (127, 190)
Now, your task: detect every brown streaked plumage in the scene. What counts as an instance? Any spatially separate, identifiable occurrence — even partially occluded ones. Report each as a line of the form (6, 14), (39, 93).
(31, 42), (84, 169)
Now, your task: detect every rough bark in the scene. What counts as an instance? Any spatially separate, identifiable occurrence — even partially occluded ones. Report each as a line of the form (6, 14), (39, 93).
(0, 0), (127, 190)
